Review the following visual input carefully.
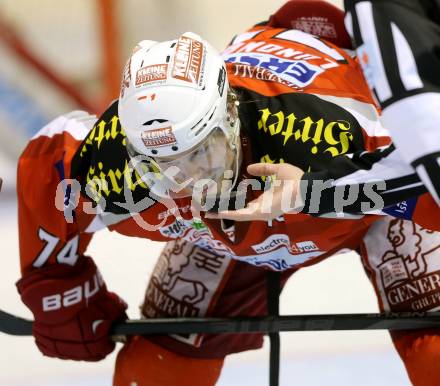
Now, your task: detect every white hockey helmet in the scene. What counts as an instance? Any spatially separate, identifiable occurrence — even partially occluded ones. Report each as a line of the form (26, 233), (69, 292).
(119, 32), (240, 197)
(119, 32), (232, 157)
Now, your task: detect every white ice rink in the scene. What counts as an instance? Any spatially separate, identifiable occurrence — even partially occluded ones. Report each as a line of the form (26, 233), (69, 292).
(0, 166), (411, 386)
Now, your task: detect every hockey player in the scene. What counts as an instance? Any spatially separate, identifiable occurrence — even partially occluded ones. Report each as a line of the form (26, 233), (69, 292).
(15, 1), (440, 386)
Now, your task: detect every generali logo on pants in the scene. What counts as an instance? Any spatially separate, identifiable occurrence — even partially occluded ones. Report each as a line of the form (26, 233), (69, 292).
(172, 36), (204, 85)
(377, 219), (440, 312)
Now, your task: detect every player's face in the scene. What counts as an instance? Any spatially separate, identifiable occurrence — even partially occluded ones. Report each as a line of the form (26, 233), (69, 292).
(151, 127), (236, 197)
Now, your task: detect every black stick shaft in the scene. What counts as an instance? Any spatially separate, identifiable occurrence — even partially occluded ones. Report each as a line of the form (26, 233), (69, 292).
(113, 313), (440, 335)
(266, 271), (281, 386)
(2, 310), (440, 336)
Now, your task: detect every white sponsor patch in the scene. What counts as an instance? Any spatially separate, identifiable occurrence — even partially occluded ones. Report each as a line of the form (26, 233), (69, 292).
(144, 240), (232, 346)
(172, 36), (205, 85)
(251, 234), (291, 254)
(141, 127), (177, 148)
(293, 240), (319, 253)
(135, 64), (168, 86)
(248, 235), (322, 270)
(364, 217), (440, 312)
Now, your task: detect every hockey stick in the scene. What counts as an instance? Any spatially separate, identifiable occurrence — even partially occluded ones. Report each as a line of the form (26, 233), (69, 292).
(2, 309), (440, 337)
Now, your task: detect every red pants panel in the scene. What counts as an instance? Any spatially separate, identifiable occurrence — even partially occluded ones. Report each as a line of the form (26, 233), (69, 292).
(113, 337), (223, 386)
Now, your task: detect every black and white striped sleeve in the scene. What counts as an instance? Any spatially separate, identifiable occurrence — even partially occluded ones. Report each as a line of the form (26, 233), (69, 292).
(300, 0), (440, 216)
(345, 0), (440, 203)
(300, 143), (427, 216)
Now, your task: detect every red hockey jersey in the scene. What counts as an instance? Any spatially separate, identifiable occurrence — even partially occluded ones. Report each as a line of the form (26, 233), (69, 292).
(18, 25), (394, 273)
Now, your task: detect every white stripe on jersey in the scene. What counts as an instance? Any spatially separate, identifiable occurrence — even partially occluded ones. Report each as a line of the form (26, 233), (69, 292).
(230, 30), (264, 45)
(31, 110), (95, 141)
(275, 30), (345, 61)
(355, 1), (392, 102)
(380, 180), (424, 195)
(344, 11), (354, 39)
(382, 93), (440, 163)
(391, 22), (423, 91)
(332, 146), (415, 186)
(84, 215), (107, 233)
(313, 93), (389, 138)
(415, 163), (440, 204)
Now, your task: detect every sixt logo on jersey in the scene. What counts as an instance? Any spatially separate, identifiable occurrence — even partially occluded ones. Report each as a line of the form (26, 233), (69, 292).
(224, 53), (323, 87)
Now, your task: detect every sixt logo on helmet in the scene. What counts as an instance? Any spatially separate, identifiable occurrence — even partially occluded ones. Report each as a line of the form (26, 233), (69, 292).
(141, 127), (177, 147)
(172, 36), (204, 85)
(136, 64), (168, 86)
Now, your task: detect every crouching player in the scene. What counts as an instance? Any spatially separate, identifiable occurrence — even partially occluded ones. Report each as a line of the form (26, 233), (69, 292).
(15, 1), (440, 385)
